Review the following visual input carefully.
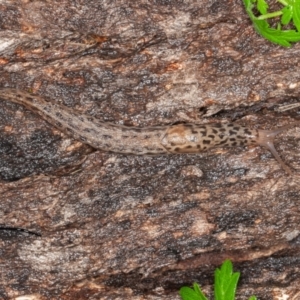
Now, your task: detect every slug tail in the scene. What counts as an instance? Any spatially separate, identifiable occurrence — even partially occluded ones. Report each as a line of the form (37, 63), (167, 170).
(256, 124), (295, 175)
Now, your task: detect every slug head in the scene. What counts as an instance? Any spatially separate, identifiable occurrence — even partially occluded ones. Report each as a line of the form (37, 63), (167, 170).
(256, 124), (296, 175)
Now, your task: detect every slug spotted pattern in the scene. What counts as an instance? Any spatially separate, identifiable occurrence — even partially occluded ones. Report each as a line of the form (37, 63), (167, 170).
(0, 88), (296, 174)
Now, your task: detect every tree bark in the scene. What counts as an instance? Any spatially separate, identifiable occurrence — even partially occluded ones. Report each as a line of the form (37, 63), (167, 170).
(0, 0), (300, 299)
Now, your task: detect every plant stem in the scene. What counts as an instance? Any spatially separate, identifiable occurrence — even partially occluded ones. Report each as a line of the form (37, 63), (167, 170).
(257, 10), (283, 20)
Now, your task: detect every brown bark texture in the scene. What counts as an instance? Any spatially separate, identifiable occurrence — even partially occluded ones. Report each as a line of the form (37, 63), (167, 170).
(0, 0), (300, 299)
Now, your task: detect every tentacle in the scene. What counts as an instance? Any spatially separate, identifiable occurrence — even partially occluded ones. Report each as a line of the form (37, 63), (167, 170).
(256, 124), (299, 175)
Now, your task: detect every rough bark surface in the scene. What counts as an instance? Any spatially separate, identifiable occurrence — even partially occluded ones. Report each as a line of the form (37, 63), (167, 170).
(0, 0), (300, 299)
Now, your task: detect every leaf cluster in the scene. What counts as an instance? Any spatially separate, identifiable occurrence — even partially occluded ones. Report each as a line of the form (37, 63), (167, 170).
(179, 259), (257, 300)
(243, 0), (300, 47)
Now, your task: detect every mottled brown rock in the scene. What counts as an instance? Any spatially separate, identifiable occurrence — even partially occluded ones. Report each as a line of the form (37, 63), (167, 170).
(0, 0), (300, 299)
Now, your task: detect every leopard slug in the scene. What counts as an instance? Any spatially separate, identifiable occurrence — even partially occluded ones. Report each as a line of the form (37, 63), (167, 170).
(0, 88), (295, 174)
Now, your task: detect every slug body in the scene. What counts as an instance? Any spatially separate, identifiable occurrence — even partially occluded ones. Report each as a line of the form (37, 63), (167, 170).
(0, 88), (295, 174)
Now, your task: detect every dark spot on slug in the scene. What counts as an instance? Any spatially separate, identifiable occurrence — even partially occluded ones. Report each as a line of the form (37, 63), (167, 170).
(213, 123), (222, 128)
(203, 139), (211, 144)
(69, 123), (79, 130)
(208, 134), (214, 138)
(229, 138), (236, 141)
(174, 147), (181, 152)
(185, 145), (193, 149)
(43, 106), (51, 112)
(212, 128), (218, 134)
(103, 134), (112, 139)
(219, 139), (228, 144)
(67, 128), (74, 134)
(201, 131), (207, 136)
(229, 130), (237, 135)
(244, 129), (252, 135)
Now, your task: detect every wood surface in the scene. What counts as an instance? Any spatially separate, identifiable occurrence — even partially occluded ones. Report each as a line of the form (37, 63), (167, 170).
(0, 1), (300, 299)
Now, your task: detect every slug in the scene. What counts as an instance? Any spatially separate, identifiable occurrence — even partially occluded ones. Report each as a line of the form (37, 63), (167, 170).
(0, 88), (295, 175)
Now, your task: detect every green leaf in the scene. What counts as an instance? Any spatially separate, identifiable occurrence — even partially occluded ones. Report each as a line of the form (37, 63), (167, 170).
(242, 0), (300, 47)
(257, 0), (269, 14)
(292, 0), (300, 31)
(277, 22), (282, 30)
(281, 6), (293, 25)
(279, 0), (300, 31)
(254, 19), (300, 46)
(179, 260), (258, 300)
(179, 283), (208, 300)
(214, 260), (240, 300)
